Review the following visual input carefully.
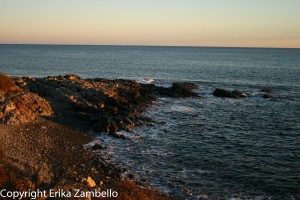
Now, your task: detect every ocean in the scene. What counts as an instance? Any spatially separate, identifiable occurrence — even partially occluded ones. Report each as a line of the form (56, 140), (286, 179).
(1, 44), (299, 199)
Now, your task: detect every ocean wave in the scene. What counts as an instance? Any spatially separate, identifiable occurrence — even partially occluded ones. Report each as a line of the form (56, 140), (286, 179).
(136, 78), (156, 84)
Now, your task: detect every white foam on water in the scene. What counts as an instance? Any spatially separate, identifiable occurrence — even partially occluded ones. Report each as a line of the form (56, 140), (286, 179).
(137, 78), (155, 84)
(170, 105), (196, 113)
(84, 138), (102, 149)
(114, 130), (141, 140)
(158, 97), (170, 101)
(196, 194), (209, 200)
(146, 78), (155, 83)
(228, 195), (268, 200)
(140, 148), (173, 157)
(254, 196), (267, 200)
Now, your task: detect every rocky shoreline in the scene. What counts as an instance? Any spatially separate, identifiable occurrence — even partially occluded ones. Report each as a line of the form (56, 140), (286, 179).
(1, 74), (200, 200)
(12, 75), (199, 136)
(0, 73), (273, 199)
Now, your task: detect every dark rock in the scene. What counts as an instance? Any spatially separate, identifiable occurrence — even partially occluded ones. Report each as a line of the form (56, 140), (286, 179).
(109, 132), (127, 140)
(261, 88), (272, 93)
(213, 88), (236, 98)
(6, 74), (202, 135)
(94, 115), (119, 133)
(140, 179), (148, 183)
(128, 173), (135, 179)
(172, 82), (198, 91)
(156, 85), (199, 98)
(262, 94), (272, 99)
(155, 86), (179, 97)
(261, 88), (272, 99)
(122, 116), (135, 129)
(91, 144), (105, 150)
(232, 90), (245, 97)
(213, 88), (240, 98)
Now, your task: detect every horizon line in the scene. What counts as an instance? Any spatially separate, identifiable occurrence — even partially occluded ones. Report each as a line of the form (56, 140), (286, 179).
(0, 43), (299, 49)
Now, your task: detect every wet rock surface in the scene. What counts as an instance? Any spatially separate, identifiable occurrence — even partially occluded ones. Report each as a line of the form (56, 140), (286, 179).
(154, 82), (199, 98)
(213, 88), (274, 99)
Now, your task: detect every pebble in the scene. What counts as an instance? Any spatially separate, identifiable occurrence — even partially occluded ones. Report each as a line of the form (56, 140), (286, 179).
(86, 177), (96, 188)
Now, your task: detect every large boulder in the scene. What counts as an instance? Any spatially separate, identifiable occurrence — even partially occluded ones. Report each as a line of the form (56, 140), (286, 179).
(155, 82), (200, 98)
(172, 82), (199, 91)
(0, 93), (53, 125)
(213, 88), (244, 98)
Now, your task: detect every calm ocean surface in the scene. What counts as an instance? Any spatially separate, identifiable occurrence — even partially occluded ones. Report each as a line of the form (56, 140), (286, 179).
(1, 45), (300, 199)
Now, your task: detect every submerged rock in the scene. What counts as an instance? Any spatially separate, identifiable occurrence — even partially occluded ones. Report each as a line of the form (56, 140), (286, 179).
(261, 88), (272, 99)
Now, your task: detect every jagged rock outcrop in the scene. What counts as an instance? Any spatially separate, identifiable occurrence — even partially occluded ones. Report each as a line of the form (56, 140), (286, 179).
(0, 93), (53, 125)
(12, 75), (200, 137)
(0, 74), (53, 125)
(13, 75), (158, 135)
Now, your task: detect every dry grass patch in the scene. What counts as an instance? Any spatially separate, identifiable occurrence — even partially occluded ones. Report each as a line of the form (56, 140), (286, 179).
(0, 73), (21, 93)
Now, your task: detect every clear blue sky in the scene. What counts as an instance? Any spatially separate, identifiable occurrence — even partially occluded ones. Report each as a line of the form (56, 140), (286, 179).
(1, 0), (299, 47)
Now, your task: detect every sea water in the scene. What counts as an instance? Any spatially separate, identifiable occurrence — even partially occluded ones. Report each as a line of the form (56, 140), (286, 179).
(1, 45), (299, 199)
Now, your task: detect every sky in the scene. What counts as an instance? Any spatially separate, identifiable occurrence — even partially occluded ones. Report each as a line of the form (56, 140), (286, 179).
(0, 0), (300, 48)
